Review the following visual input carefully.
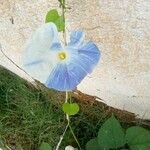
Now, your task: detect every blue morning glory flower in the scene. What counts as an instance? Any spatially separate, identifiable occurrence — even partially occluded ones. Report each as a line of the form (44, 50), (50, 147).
(22, 23), (100, 91)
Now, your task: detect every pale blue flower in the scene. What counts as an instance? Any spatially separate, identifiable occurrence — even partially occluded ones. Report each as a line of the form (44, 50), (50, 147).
(23, 23), (100, 91)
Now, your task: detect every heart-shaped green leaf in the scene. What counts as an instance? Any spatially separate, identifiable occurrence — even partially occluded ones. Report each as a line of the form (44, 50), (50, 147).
(62, 102), (79, 116)
(45, 9), (65, 32)
(98, 115), (125, 149)
(45, 9), (59, 23)
(126, 126), (150, 150)
(39, 142), (52, 150)
(86, 138), (100, 150)
(55, 16), (65, 32)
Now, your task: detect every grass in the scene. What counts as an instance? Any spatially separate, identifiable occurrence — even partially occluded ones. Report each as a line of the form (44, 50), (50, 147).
(0, 68), (64, 149)
(0, 66), (148, 150)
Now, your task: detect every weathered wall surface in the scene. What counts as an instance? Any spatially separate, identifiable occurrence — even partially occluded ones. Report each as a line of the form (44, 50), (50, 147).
(0, 0), (150, 119)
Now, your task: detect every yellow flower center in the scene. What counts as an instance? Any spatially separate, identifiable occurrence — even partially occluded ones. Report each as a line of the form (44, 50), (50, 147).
(58, 52), (66, 60)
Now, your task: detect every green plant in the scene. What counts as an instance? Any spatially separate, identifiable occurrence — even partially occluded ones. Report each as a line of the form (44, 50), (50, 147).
(45, 9), (65, 32)
(86, 116), (150, 150)
(39, 0), (100, 149)
(1, 0), (149, 149)
(0, 66), (113, 150)
(39, 142), (52, 150)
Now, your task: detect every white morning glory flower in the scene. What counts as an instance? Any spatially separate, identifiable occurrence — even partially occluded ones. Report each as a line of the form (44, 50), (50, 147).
(22, 23), (100, 91)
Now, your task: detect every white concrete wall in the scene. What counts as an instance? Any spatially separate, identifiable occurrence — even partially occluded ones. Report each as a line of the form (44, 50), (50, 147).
(0, 0), (150, 119)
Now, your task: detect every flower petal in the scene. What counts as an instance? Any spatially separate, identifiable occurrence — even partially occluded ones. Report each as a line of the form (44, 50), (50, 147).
(22, 23), (61, 83)
(45, 42), (100, 91)
(77, 41), (100, 73)
(45, 63), (79, 91)
(29, 23), (60, 49)
(67, 41), (100, 74)
(24, 60), (54, 83)
(50, 42), (62, 51)
(68, 31), (85, 47)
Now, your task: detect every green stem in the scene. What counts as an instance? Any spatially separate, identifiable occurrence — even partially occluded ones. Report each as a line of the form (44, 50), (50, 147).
(65, 91), (69, 103)
(69, 92), (72, 103)
(58, 1), (81, 149)
(55, 91), (69, 150)
(61, 0), (67, 45)
(69, 124), (82, 150)
(55, 123), (69, 150)
(66, 92), (82, 150)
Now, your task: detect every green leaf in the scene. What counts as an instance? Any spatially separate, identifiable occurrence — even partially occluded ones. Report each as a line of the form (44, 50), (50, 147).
(98, 115), (125, 149)
(45, 9), (65, 32)
(45, 9), (59, 23)
(86, 138), (100, 150)
(55, 16), (65, 32)
(126, 126), (150, 150)
(62, 102), (79, 116)
(39, 142), (52, 150)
